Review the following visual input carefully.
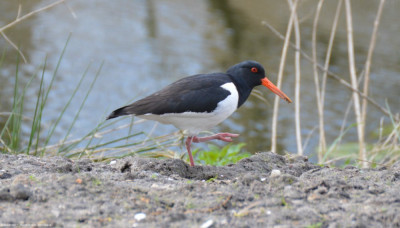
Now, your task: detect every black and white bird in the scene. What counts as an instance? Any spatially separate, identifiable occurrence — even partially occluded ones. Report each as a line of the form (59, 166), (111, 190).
(107, 60), (292, 166)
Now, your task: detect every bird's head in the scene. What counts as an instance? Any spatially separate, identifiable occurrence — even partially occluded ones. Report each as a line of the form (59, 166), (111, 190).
(227, 60), (292, 103)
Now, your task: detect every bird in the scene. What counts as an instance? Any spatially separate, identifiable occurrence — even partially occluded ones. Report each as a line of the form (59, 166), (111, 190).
(107, 60), (292, 166)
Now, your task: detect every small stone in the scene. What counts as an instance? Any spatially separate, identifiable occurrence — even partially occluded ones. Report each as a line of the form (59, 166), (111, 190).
(134, 212), (146, 221)
(51, 208), (61, 217)
(200, 219), (214, 228)
(110, 160), (117, 165)
(270, 169), (281, 177)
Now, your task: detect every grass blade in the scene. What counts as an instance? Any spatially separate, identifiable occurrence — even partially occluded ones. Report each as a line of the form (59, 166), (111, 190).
(39, 35), (71, 155)
(59, 61), (103, 153)
(26, 57), (47, 154)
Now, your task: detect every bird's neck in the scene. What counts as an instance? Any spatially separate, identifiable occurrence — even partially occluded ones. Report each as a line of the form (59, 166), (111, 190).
(228, 74), (252, 108)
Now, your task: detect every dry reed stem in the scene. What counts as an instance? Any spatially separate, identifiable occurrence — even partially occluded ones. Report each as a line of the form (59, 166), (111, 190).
(288, 0), (303, 155)
(338, 74), (364, 147)
(141, 122), (159, 145)
(360, 0), (386, 143)
(94, 133), (179, 158)
(315, 0), (343, 162)
(344, 0), (367, 168)
(271, 0), (298, 153)
(34, 119), (147, 152)
(0, 138), (12, 153)
(311, 0), (325, 161)
(302, 126), (317, 152)
(318, 0), (343, 163)
(0, 0), (66, 63)
(261, 20), (396, 122)
(321, 0), (342, 109)
(0, 31), (27, 63)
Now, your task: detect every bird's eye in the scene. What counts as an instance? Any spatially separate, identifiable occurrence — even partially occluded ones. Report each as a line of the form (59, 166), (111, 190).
(251, 67), (258, 73)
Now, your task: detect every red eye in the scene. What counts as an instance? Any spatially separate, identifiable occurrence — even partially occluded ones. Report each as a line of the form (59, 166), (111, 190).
(251, 67), (258, 73)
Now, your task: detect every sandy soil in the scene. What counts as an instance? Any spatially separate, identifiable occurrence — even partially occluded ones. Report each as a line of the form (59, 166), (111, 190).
(1, 152), (400, 227)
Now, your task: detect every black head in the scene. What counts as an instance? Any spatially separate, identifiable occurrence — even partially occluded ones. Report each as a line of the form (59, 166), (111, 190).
(226, 60), (266, 89)
(226, 60), (292, 107)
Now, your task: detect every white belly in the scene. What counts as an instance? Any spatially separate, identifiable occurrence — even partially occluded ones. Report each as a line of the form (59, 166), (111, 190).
(138, 83), (239, 135)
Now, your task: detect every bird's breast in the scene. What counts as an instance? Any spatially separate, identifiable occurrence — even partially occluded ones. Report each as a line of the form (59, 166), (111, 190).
(213, 82), (239, 116)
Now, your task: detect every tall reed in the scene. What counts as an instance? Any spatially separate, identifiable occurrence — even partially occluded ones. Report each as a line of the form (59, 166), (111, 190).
(265, 0), (393, 167)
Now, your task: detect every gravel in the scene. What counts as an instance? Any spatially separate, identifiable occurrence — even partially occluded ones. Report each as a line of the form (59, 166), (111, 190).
(1, 152), (399, 227)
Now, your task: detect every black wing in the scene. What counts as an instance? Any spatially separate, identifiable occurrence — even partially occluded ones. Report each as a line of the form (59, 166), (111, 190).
(107, 73), (233, 119)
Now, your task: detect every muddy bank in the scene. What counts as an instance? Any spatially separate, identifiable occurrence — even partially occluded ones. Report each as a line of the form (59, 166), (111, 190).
(0, 152), (399, 227)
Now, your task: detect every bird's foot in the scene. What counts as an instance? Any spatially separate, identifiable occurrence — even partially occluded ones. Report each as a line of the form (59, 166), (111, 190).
(185, 137), (196, 167)
(185, 133), (239, 167)
(192, 132), (239, 143)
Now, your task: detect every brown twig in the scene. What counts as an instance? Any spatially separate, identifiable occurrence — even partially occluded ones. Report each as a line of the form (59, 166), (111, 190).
(360, 0), (386, 148)
(0, 0), (66, 32)
(0, 0), (66, 63)
(271, 0), (298, 153)
(233, 201), (264, 217)
(317, 0), (343, 162)
(345, 0), (367, 168)
(311, 0), (325, 161)
(0, 31), (27, 63)
(288, 0), (303, 155)
(261, 21), (397, 122)
(184, 195), (232, 214)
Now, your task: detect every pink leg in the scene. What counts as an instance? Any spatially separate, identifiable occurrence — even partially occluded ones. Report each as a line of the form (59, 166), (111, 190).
(185, 133), (239, 167)
(185, 136), (195, 167)
(192, 133), (239, 143)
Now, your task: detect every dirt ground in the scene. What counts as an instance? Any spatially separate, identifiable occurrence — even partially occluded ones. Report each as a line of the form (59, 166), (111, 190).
(1, 152), (400, 227)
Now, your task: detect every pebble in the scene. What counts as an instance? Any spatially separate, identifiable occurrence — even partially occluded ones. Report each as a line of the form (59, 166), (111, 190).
(270, 169), (281, 177)
(134, 212), (146, 221)
(200, 219), (214, 228)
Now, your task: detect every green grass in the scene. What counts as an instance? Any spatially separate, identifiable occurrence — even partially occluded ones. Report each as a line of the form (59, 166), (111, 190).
(306, 222), (323, 228)
(189, 142), (250, 166)
(0, 38), (178, 161)
(319, 120), (400, 167)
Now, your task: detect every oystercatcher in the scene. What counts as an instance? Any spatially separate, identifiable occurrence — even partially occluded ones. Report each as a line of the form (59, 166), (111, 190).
(107, 60), (292, 166)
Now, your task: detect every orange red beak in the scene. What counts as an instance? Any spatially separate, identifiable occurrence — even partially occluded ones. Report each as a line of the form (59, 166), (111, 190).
(261, 78), (292, 103)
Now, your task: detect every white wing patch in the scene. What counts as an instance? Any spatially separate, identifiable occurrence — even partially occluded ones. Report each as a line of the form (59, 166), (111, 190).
(139, 82), (239, 135)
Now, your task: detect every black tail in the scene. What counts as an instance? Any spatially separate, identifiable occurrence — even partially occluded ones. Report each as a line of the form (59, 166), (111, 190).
(106, 106), (130, 120)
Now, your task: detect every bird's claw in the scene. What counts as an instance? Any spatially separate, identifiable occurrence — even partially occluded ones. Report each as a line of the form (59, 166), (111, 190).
(216, 133), (239, 142)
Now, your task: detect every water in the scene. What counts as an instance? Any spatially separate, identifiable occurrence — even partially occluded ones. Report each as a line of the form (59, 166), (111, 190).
(1, 0), (399, 158)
